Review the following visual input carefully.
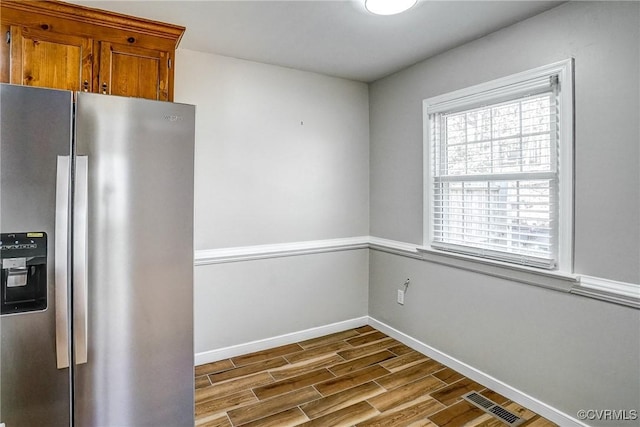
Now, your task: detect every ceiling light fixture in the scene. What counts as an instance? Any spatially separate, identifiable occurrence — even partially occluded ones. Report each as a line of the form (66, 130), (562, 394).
(365, 0), (418, 16)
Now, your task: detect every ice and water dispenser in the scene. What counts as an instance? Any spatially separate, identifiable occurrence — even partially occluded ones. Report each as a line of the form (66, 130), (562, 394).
(1, 232), (47, 315)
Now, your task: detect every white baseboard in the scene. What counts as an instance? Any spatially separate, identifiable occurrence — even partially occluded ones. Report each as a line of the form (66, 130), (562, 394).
(194, 316), (368, 366)
(367, 317), (588, 427)
(195, 314), (585, 426)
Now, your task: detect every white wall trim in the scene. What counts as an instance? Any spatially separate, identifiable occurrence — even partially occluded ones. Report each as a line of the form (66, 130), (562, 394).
(194, 236), (638, 308)
(194, 236), (369, 266)
(195, 314), (589, 425)
(368, 236), (422, 259)
(194, 316), (368, 365)
(416, 245), (578, 293)
(572, 275), (640, 309)
(367, 317), (589, 427)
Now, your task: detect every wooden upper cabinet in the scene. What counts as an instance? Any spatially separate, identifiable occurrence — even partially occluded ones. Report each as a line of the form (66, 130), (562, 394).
(0, 0), (184, 101)
(99, 41), (170, 101)
(10, 26), (93, 91)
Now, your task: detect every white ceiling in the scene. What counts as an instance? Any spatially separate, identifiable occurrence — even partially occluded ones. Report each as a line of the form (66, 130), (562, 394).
(71, 0), (564, 82)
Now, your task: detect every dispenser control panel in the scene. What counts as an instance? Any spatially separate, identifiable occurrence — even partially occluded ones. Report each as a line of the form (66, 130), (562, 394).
(1, 232), (47, 315)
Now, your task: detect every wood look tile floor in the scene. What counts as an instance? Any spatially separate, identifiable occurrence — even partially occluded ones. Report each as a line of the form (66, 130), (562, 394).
(194, 326), (557, 427)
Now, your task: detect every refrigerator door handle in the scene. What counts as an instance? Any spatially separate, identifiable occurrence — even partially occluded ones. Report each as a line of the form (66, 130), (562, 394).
(55, 156), (71, 369)
(74, 156), (89, 365)
(55, 156), (89, 369)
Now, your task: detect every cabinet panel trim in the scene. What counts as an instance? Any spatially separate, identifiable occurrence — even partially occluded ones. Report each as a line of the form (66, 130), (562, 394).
(1, 0), (184, 49)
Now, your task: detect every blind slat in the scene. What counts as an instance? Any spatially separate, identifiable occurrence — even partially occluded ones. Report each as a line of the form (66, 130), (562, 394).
(433, 232), (553, 247)
(434, 172), (557, 182)
(433, 237), (553, 254)
(431, 242), (556, 269)
(426, 75), (555, 115)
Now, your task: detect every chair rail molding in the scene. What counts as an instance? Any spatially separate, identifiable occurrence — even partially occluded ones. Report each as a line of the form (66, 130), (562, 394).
(194, 236), (370, 265)
(194, 236), (639, 308)
(572, 275), (640, 309)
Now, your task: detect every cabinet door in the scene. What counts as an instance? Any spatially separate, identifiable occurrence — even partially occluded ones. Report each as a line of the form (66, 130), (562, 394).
(10, 26), (93, 91)
(99, 42), (170, 101)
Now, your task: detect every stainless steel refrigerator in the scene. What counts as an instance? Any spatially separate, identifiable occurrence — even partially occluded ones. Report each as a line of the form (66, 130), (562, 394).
(0, 84), (195, 426)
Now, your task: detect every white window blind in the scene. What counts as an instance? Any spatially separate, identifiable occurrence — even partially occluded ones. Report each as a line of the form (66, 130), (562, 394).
(428, 79), (560, 269)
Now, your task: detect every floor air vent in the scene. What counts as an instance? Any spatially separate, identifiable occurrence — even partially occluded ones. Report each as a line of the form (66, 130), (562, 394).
(462, 391), (525, 426)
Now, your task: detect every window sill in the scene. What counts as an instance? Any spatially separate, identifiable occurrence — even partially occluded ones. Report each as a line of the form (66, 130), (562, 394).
(416, 246), (578, 292)
(414, 246), (639, 308)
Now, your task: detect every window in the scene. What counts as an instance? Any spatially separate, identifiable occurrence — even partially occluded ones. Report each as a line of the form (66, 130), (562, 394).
(424, 60), (573, 271)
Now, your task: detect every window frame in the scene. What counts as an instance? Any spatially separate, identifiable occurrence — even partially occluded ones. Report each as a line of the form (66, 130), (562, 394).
(423, 59), (574, 273)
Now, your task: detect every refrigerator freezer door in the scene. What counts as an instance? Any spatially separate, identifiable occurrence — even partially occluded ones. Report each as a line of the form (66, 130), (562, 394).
(74, 93), (195, 426)
(0, 84), (73, 426)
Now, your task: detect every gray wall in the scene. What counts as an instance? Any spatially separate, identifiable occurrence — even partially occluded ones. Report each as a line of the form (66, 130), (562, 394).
(369, 2), (640, 424)
(177, 51), (370, 250)
(196, 250), (369, 353)
(175, 51), (370, 352)
(174, 2), (640, 423)
(370, 1), (639, 283)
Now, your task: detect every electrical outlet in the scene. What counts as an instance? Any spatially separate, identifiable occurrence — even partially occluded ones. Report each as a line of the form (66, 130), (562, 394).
(397, 289), (405, 305)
